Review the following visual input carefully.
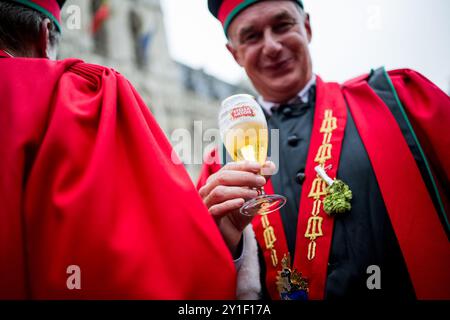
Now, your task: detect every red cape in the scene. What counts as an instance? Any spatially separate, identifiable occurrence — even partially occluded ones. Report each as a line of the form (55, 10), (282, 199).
(0, 56), (236, 299)
(197, 69), (450, 299)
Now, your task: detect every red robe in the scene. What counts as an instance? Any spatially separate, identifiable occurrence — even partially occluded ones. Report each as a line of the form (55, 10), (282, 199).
(197, 69), (450, 299)
(0, 53), (236, 299)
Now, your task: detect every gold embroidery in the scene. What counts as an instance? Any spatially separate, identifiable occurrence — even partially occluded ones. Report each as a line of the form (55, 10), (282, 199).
(304, 216), (323, 241)
(314, 143), (332, 164)
(261, 215), (269, 228)
(311, 199), (321, 216)
(304, 109), (337, 260)
(323, 132), (332, 144)
(307, 241), (317, 260)
(320, 110), (337, 133)
(257, 202), (272, 215)
(264, 226), (277, 250)
(271, 249), (279, 266)
(261, 215), (278, 267)
(308, 178), (328, 199)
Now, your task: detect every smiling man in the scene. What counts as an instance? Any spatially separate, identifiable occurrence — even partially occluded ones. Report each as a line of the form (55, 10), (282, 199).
(198, 0), (450, 300)
(225, 1), (312, 103)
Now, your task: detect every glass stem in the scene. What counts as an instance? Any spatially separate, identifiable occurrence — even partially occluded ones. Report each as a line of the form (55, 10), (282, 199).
(259, 186), (266, 196)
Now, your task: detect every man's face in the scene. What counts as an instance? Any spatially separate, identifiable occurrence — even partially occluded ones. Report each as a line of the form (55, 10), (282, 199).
(227, 1), (313, 103)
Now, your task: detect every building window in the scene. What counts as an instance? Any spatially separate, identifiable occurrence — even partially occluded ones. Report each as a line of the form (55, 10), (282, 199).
(129, 8), (156, 69)
(91, 0), (109, 56)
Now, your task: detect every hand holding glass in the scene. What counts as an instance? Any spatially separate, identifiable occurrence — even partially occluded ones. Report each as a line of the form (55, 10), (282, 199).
(219, 94), (287, 216)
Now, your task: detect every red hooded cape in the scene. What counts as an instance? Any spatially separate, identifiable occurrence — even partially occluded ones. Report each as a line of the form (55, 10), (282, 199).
(0, 54), (236, 299)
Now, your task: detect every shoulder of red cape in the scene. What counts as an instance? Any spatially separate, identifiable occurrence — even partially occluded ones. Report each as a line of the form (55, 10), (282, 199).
(343, 68), (434, 88)
(0, 57), (129, 88)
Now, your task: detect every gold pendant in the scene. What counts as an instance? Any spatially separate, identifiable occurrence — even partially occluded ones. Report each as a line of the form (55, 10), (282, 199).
(276, 254), (309, 300)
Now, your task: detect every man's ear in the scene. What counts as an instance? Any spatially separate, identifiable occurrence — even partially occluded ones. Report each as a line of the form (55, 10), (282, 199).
(37, 18), (52, 58)
(304, 13), (312, 43)
(226, 42), (244, 67)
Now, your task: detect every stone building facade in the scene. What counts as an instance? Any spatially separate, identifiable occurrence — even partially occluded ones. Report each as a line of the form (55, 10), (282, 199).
(58, 0), (252, 179)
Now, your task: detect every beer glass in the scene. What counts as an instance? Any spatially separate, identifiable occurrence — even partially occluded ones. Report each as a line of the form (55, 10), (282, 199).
(219, 94), (287, 216)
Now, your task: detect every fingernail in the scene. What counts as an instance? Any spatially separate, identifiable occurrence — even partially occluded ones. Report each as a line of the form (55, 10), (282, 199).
(265, 161), (275, 167)
(256, 176), (266, 185)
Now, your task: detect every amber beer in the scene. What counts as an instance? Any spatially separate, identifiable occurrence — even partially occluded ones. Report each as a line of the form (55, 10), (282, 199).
(219, 94), (268, 165)
(219, 94), (286, 216)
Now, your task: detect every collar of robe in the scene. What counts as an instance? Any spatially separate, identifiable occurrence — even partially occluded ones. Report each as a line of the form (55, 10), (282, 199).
(0, 49), (14, 58)
(271, 86), (316, 118)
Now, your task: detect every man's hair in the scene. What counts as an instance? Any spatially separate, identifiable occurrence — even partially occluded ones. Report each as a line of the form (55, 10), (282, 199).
(0, 1), (60, 55)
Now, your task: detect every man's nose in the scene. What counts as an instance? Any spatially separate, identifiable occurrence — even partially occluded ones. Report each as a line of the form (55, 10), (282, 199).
(262, 30), (282, 57)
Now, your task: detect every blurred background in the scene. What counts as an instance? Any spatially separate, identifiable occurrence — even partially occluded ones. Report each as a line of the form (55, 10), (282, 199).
(59, 0), (450, 181)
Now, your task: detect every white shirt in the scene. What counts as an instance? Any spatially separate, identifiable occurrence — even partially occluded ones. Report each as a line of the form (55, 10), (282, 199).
(257, 74), (317, 115)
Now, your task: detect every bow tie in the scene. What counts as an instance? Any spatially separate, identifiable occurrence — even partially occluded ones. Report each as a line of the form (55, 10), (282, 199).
(271, 85), (316, 118)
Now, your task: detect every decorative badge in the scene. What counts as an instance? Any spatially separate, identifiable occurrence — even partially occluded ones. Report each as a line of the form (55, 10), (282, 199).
(314, 165), (352, 215)
(276, 254), (309, 300)
(230, 105), (256, 120)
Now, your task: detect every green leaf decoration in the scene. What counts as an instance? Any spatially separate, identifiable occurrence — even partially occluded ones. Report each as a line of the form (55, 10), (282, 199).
(323, 180), (352, 215)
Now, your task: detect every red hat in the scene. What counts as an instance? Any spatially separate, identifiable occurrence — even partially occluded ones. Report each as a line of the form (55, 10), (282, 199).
(9, 0), (66, 32)
(208, 0), (304, 36)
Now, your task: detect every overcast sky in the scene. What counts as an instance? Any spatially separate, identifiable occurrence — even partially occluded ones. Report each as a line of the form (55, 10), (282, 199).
(161, 0), (450, 94)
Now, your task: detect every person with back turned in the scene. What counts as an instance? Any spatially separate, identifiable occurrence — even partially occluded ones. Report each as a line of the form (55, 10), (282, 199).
(0, 0), (236, 299)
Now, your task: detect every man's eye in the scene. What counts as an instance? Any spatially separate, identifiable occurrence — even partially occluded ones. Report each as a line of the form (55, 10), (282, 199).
(243, 33), (259, 43)
(274, 22), (294, 33)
